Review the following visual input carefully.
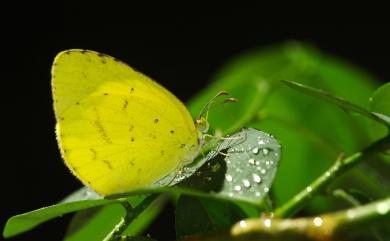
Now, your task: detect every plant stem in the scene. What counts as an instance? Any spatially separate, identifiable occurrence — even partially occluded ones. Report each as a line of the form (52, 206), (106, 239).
(103, 199), (133, 241)
(274, 135), (390, 218)
(103, 195), (159, 241)
(191, 196), (390, 241)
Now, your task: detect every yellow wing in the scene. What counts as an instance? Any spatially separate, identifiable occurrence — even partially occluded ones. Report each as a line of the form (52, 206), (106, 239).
(52, 49), (199, 196)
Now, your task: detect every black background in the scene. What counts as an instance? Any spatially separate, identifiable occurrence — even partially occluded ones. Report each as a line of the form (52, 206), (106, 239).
(1, 4), (389, 241)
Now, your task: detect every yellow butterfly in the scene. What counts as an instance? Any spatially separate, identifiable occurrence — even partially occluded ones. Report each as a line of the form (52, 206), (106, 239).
(52, 49), (209, 196)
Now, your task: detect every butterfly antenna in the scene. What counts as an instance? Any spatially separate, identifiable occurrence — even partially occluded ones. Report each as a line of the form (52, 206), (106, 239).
(198, 91), (229, 120)
(196, 91), (239, 134)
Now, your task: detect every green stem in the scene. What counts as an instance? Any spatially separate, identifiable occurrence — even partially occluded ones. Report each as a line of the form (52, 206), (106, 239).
(274, 135), (390, 218)
(103, 195), (159, 241)
(192, 196), (390, 241)
(103, 199), (133, 241)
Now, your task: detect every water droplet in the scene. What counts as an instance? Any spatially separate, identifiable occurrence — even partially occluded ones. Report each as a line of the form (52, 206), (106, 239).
(313, 217), (323, 227)
(261, 169), (266, 174)
(264, 187), (269, 193)
(225, 174), (233, 182)
(264, 218), (272, 228)
(377, 203), (389, 215)
(234, 185), (242, 192)
(258, 140), (265, 145)
(265, 161), (270, 166)
(252, 174), (261, 183)
(242, 179), (251, 188)
(306, 186), (312, 192)
(248, 158), (255, 165)
(252, 148), (259, 154)
(262, 148), (269, 155)
(239, 220), (247, 228)
(211, 163), (221, 172)
(255, 191), (261, 197)
(325, 171), (331, 177)
(228, 192), (234, 197)
(255, 160), (260, 165)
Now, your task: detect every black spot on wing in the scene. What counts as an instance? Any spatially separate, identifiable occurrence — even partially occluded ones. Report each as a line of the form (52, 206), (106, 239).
(129, 159), (135, 166)
(94, 114), (112, 144)
(90, 148), (97, 160)
(154, 118), (159, 123)
(102, 160), (113, 170)
(122, 99), (128, 110)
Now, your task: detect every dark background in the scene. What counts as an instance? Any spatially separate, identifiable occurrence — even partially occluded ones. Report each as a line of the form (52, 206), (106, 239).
(1, 4), (389, 241)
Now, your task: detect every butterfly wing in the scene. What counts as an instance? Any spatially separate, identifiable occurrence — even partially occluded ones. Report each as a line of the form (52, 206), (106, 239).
(52, 50), (199, 195)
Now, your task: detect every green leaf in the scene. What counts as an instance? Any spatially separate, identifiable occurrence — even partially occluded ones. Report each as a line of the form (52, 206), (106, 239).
(281, 79), (390, 127)
(64, 205), (124, 241)
(370, 82), (390, 139)
(115, 128), (280, 206)
(177, 128), (281, 205)
(175, 195), (248, 239)
(175, 196), (214, 239)
(197, 198), (247, 229)
(123, 195), (167, 236)
(332, 189), (388, 241)
(188, 42), (384, 207)
(3, 199), (120, 238)
(63, 195), (158, 241)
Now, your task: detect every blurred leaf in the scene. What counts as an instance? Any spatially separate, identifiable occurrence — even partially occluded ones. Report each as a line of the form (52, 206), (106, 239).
(282, 80), (390, 127)
(198, 197), (247, 228)
(370, 82), (390, 140)
(333, 189), (388, 241)
(175, 196), (214, 239)
(120, 236), (157, 241)
(188, 41), (383, 207)
(175, 195), (246, 239)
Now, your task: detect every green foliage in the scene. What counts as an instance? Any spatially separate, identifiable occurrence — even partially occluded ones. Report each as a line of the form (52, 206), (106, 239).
(3, 42), (390, 241)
